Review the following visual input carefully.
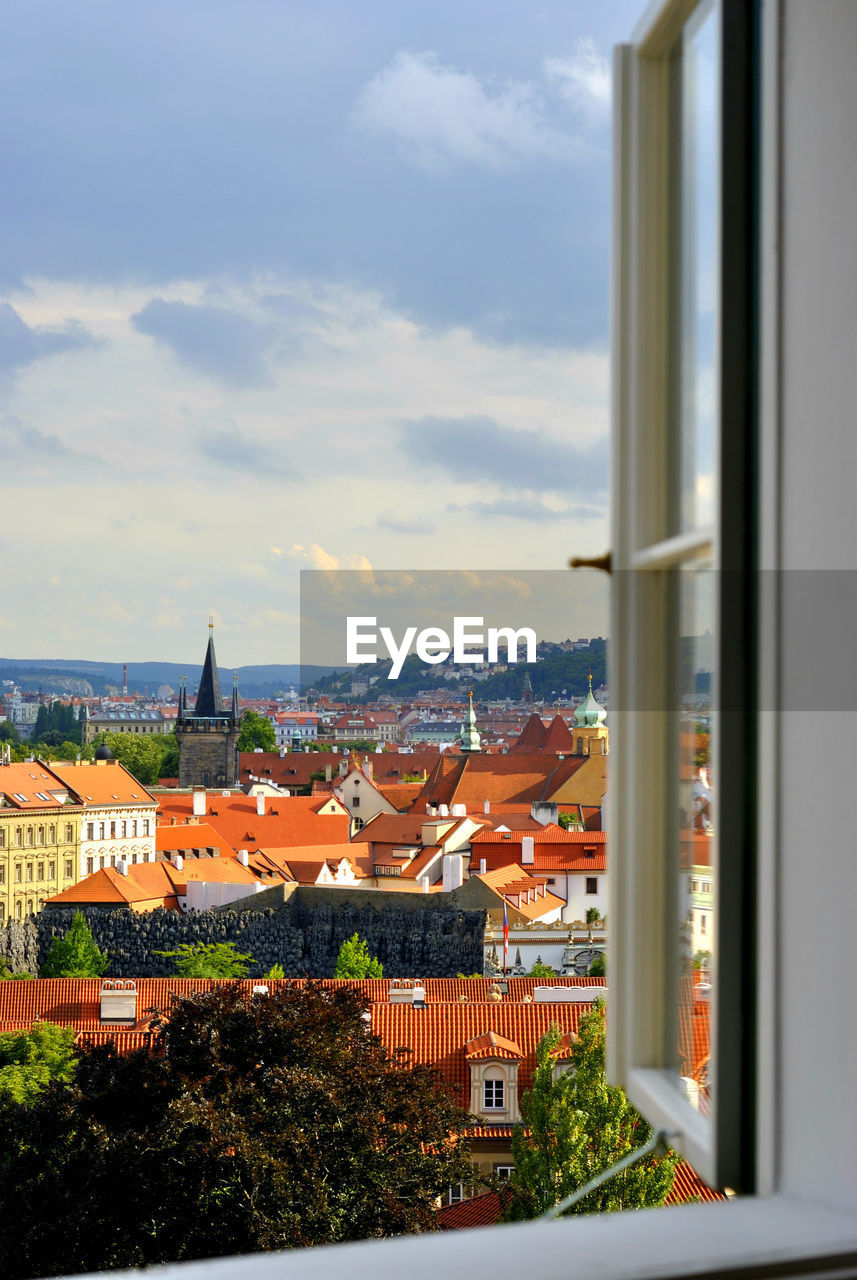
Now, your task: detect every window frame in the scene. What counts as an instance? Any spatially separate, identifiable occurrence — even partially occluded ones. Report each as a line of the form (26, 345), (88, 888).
(609, 0), (758, 1192)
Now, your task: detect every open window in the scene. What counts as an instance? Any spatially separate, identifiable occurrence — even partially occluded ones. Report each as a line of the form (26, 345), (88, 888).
(609, 0), (757, 1191)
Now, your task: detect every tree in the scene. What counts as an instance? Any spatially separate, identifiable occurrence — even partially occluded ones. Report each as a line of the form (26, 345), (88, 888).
(588, 953), (606, 977)
(504, 1001), (676, 1220)
(0, 1023), (76, 1105)
(529, 961), (556, 978)
(334, 933), (383, 978)
(0, 984), (474, 1276)
(103, 732), (163, 785)
(154, 941), (253, 978)
(41, 912), (108, 978)
(236, 710), (276, 753)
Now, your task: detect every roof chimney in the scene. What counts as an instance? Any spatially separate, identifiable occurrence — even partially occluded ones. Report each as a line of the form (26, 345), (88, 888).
(480, 857), (487, 875)
(192, 786), (206, 817)
(256, 792), (266, 816)
(238, 849), (250, 867)
(521, 836), (535, 865)
(325, 764), (332, 783)
(483, 800), (490, 814)
(173, 854), (183, 871)
(116, 859), (128, 876)
(99, 979), (137, 1024)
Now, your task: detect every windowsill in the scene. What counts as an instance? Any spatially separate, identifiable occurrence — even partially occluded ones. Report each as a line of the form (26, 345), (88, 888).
(128, 1196), (857, 1280)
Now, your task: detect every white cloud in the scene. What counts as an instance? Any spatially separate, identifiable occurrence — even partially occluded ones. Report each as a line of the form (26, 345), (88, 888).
(544, 38), (611, 117)
(289, 544), (373, 572)
(352, 50), (578, 169)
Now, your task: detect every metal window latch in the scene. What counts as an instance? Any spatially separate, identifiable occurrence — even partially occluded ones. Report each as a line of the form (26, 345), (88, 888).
(568, 552), (612, 574)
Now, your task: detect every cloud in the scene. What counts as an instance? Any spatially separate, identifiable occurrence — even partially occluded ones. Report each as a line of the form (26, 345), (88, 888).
(131, 298), (275, 386)
(195, 429), (300, 481)
(0, 302), (97, 375)
(289, 544), (372, 571)
(0, 415), (106, 473)
(400, 415), (608, 497)
(451, 497), (604, 521)
(376, 507), (437, 535)
(544, 39), (611, 117)
(352, 51), (578, 169)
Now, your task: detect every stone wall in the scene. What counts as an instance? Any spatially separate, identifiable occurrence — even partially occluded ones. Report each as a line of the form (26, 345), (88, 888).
(0, 894), (485, 979)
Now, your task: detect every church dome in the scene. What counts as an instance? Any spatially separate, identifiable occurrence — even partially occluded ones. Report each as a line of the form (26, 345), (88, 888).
(574, 675), (607, 727)
(94, 741), (114, 761)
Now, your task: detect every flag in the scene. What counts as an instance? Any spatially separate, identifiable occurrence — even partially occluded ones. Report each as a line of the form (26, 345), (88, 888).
(503, 899), (509, 972)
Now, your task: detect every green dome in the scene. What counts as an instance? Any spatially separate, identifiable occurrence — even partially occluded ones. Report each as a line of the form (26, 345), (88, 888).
(574, 675), (606, 727)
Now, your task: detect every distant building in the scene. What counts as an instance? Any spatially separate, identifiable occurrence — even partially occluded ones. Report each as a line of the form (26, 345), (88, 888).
(176, 625), (241, 788)
(82, 706), (168, 746)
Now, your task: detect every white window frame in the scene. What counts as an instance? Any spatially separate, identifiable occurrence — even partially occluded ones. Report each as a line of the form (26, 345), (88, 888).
(483, 1077), (505, 1112)
(609, 0), (758, 1192)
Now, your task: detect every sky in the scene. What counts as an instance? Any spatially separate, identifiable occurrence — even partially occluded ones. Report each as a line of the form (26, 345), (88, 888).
(1, 0), (641, 667)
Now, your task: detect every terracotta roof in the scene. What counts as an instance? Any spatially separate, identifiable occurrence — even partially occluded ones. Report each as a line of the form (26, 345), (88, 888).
(473, 864), (567, 921)
(0, 763), (71, 810)
(376, 783), (425, 811)
(260, 843), (372, 882)
(471, 828), (607, 873)
(44, 854), (266, 911)
(438, 1190), (504, 1230)
(156, 793), (349, 853)
(43, 761), (158, 809)
(464, 1030), (523, 1060)
(412, 754), (587, 811)
(155, 823), (232, 858)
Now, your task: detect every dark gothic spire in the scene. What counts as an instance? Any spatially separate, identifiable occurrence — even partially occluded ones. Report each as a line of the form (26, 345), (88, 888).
(194, 620), (224, 717)
(231, 670), (240, 720)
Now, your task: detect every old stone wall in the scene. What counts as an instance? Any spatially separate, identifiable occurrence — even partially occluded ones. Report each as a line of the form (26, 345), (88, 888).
(0, 895), (485, 979)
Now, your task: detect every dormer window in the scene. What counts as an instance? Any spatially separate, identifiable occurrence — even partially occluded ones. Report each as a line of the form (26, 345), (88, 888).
(483, 1078), (505, 1110)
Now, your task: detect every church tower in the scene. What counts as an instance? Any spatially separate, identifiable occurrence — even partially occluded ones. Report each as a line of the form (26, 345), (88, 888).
(460, 691), (482, 754)
(573, 673), (609, 757)
(176, 621), (241, 787)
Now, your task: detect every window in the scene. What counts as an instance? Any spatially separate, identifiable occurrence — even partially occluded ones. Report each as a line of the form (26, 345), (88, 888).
(14, 828), (21, 848)
(36, 862), (44, 881)
(611, 0), (755, 1191)
(494, 1165), (515, 1180)
(0, 830), (4, 847)
(14, 865), (21, 883)
(65, 823), (73, 842)
(447, 1184), (464, 1205)
(15, 902), (21, 921)
(87, 858), (94, 876)
(49, 825), (56, 843)
(585, 877), (599, 895)
(143, 821), (150, 837)
(120, 820), (126, 837)
(483, 1078), (505, 1110)
(0, 904), (5, 922)
(25, 864), (33, 882)
(25, 827), (33, 846)
(49, 861), (55, 880)
(0, 866), (5, 885)
(132, 821), (137, 837)
(352, 796), (360, 808)
(110, 821), (116, 838)
(87, 823), (94, 841)
(65, 860), (73, 879)
(99, 823), (105, 840)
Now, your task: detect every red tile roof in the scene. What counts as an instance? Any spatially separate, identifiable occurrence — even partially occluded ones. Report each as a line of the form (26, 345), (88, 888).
(464, 1030), (523, 1060)
(156, 793), (349, 853)
(42, 761), (158, 809)
(0, 763), (70, 809)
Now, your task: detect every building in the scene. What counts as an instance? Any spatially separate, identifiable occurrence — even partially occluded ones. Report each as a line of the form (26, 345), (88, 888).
(46, 753), (158, 878)
(81, 706), (169, 745)
(0, 762), (82, 920)
(176, 625), (241, 788)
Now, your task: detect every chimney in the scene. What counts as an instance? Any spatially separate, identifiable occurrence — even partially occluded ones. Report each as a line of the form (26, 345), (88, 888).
(116, 859), (128, 876)
(530, 801), (558, 826)
(256, 792), (266, 816)
(451, 803), (466, 818)
(99, 979), (137, 1024)
(339, 759), (347, 778)
(442, 853), (464, 892)
(483, 800), (491, 814)
(238, 850), (250, 867)
(192, 786), (206, 817)
(438, 803), (449, 818)
(480, 857), (487, 875)
(521, 836), (535, 865)
(173, 854), (183, 871)
(325, 765), (332, 783)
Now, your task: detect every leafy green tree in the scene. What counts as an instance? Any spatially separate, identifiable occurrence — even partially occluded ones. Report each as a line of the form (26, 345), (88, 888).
(263, 962), (286, 978)
(154, 941), (253, 978)
(0, 1023), (76, 1104)
(588, 953), (606, 977)
(504, 1002), (676, 1219)
(0, 984), (474, 1276)
(41, 912), (109, 978)
(0, 721), (19, 743)
(585, 906), (602, 924)
(334, 933), (383, 978)
(236, 710), (276, 753)
(102, 732), (163, 785)
(529, 961), (556, 978)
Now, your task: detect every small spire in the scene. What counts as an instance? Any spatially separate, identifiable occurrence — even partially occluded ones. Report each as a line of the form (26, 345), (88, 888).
(209, 615), (214, 634)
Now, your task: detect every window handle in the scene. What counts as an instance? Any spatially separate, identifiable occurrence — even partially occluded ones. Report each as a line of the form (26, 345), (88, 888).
(568, 552), (612, 574)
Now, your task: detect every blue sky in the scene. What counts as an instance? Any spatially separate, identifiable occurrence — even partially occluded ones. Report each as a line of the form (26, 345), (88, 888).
(0, 0), (639, 664)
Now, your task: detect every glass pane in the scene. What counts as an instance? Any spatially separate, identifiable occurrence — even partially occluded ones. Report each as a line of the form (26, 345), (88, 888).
(679, 1), (719, 533)
(674, 562), (715, 1119)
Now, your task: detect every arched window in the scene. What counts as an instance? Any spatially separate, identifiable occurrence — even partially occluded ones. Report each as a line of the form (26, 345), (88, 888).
(15, 902), (22, 920)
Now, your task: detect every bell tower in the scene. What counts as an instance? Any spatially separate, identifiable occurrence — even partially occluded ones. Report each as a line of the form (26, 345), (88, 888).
(176, 620), (241, 787)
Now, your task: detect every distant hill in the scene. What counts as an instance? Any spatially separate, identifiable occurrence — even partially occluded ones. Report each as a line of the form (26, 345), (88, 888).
(0, 660), (343, 699)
